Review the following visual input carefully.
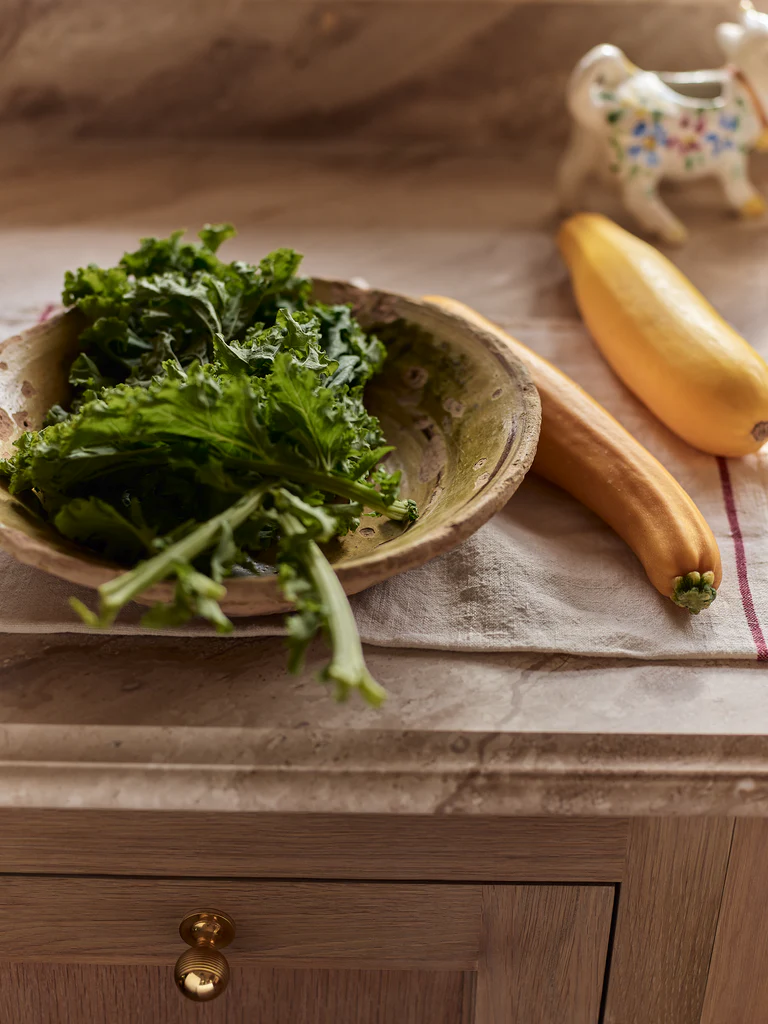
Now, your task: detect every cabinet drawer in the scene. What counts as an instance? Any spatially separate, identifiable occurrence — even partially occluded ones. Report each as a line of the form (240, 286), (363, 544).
(2, 877), (479, 969)
(0, 876), (614, 1024)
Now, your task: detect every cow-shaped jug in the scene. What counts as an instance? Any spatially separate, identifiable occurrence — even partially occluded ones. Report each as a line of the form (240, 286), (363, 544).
(558, 1), (768, 243)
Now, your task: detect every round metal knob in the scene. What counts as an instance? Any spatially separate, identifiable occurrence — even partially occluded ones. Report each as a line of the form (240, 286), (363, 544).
(174, 910), (236, 1002)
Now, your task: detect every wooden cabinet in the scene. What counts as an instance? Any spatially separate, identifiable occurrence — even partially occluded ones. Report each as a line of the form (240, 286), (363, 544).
(0, 876), (613, 1023)
(4, 810), (762, 1023)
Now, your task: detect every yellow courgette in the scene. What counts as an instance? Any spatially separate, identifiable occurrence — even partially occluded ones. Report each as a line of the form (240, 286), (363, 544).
(424, 294), (723, 613)
(558, 213), (768, 457)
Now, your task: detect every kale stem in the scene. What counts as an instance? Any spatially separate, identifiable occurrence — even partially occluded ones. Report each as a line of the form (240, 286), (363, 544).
(71, 485), (269, 627)
(279, 512), (386, 706)
(225, 457), (418, 522)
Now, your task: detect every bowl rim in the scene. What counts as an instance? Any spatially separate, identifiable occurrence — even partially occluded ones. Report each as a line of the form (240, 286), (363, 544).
(0, 282), (541, 615)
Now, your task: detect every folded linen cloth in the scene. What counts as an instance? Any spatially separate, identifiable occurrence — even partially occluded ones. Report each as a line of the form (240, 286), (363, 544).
(1, 314), (765, 659)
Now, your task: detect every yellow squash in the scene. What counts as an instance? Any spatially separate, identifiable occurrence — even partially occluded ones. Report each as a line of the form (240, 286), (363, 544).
(424, 295), (722, 613)
(558, 213), (768, 457)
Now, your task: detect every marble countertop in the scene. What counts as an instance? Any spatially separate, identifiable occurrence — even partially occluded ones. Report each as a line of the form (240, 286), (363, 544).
(4, 633), (768, 816)
(2, 142), (768, 817)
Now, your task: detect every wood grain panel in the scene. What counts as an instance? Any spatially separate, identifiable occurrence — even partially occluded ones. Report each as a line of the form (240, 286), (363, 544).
(700, 819), (768, 1023)
(0, 963), (472, 1024)
(603, 818), (734, 1024)
(0, 877), (480, 969)
(0, 811), (628, 881)
(474, 885), (613, 1024)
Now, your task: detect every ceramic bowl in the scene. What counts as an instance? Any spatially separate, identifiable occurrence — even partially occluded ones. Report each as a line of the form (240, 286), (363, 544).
(0, 280), (541, 615)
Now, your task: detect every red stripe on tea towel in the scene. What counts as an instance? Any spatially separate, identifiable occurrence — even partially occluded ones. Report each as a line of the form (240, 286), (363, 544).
(717, 456), (768, 660)
(36, 304), (56, 323)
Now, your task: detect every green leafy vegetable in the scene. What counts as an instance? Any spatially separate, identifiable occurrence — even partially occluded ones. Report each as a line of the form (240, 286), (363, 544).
(1, 225), (417, 703)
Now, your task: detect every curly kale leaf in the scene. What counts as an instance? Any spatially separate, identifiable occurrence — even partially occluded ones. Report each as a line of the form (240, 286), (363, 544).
(62, 265), (131, 320)
(118, 223), (236, 278)
(314, 302), (386, 386)
(60, 228), (310, 400)
(53, 496), (156, 563)
(213, 309), (330, 379)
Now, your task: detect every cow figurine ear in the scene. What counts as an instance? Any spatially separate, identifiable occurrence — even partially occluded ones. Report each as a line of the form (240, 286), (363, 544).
(742, 4), (768, 32)
(717, 21), (745, 55)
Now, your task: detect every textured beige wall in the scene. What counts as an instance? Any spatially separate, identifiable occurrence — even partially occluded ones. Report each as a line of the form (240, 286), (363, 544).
(0, 1), (734, 148)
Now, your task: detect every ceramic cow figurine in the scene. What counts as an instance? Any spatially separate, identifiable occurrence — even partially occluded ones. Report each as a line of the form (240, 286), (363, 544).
(558, 1), (768, 243)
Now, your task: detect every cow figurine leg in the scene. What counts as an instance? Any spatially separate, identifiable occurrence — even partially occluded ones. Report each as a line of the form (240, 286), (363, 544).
(558, 126), (600, 213)
(621, 176), (688, 244)
(715, 149), (768, 217)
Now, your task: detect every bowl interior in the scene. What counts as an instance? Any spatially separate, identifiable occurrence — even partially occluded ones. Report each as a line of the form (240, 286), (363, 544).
(322, 297), (516, 566)
(0, 280), (539, 610)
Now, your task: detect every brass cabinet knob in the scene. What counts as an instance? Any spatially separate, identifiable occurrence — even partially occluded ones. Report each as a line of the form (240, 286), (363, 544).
(174, 910), (236, 1002)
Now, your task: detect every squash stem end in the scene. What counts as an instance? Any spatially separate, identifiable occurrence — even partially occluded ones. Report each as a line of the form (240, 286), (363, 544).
(671, 571), (717, 615)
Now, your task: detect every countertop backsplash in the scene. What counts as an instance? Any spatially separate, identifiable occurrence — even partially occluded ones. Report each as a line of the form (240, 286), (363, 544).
(0, 1), (734, 150)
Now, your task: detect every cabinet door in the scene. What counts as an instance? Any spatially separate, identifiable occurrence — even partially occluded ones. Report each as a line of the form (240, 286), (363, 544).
(701, 820), (768, 1023)
(2, 964), (471, 1024)
(0, 877), (613, 1024)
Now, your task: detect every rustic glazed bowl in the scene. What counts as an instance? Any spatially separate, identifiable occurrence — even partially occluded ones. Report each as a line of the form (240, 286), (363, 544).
(0, 280), (541, 616)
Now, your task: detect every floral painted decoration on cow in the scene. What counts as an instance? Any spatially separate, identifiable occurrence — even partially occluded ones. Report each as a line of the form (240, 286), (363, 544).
(559, 1), (768, 244)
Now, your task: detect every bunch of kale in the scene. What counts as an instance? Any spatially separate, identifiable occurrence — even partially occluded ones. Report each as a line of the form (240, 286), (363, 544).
(0, 225), (417, 704)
